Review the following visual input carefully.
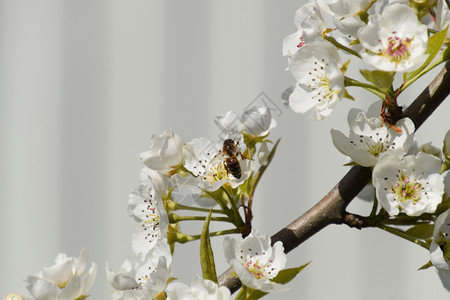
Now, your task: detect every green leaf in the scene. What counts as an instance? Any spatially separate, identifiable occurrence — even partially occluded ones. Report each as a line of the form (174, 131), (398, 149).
(341, 59), (351, 74)
(343, 89), (355, 101)
(405, 223), (434, 240)
(200, 209), (218, 283)
(245, 262), (311, 300)
(418, 260), (433, 271)
(404, 27), (449, 82)
(360, 69), (394, 92)
(271, 262), (311, 284)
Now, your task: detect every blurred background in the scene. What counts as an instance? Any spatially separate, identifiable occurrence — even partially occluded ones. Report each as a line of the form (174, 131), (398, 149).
(1, 0), (450, 299)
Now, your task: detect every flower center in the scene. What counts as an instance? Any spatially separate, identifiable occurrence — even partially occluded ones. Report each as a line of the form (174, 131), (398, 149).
(366, 140), (386, 157)
(206, 161), (229, 183)
(391, 174), (423, 203)
(297, 36), (305, 48)
(382, 32), (411, 63)
(244, 259), (268, 280)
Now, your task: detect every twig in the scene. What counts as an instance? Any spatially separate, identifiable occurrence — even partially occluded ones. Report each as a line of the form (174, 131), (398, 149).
(218, 61), (450, 293)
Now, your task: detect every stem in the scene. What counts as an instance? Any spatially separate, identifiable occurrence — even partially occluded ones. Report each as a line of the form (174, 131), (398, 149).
(441, 159), (450, 173)
(324, 35), (362, 58)
(174, 204), (227, 215)
(188, 228), (241, 241)
(402, 55), (446, 92)
(169, 213), (233, 223)
(377, 224), (429, 249)
(344, 76), (385, 99)
(369, 188), (378, 218)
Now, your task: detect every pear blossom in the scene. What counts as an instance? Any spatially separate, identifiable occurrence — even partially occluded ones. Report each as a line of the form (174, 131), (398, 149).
(223, 230), (288, 292)
(318, 0), (374, 17)
(331, 102), (415, 167)
(128, 183), (169, 260)
(3, 294), (25, 300)
(183, 135), (253, 191)
(25, 249), (97, 300)
(214, 106), (277, 138)
(436, 0), (450, 38)
(288, 40), (345, 120)
(139, 129), (185, 176)
(430, 205), (450, 291)
(139, 167), (172, 199)
(106, 239), (173, 299)
(165, 275), (231, 300)
(283, 2), (326, 62)
(372, 152), (445, 216)
(358, 3), (429, 72)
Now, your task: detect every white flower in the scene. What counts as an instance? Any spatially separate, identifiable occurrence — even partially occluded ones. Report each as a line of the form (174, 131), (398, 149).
(372, 152), (445, 216)
(430, 206), (450, 291)
(239, 106), (277, 137)
(214, 106), (277, 137)
(3, 294), (25, 300)
(288, 40), (345, 120)
(319, 0), (374, 17)
(358, 3), (429, 72)
(26, 249), (97, 300)
(223, 230), (288, 292)
(283, 2), (326, 62)
(331, 102), (415, 167)
(183, 135), (253, 191)
(139, 167), (172, 199)
(436, 0), (450, 38)
(165, 275), (231, 300)
(107, 240), (173, 300)
(139, 129), (185, 176)
(128, 183), (169, 260)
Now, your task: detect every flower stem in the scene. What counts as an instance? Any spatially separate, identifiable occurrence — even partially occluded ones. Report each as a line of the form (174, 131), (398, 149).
(174, 203), (227, 215)
(169, 213), (233, 223)
(344, 76), (385, 99)
(323, 35), (361, 58)
(377, 224), (429, 249)
(187, 229), (241, 242)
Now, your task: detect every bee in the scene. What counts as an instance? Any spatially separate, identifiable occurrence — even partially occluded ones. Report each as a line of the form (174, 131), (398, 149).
(221, 138), (248, 179)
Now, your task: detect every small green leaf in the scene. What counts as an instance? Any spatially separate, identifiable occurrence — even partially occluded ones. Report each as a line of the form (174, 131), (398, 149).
(244, 262), (311, 300)
(404, 27), (449, 81)
(418, 260), (433, 270)
(271, 262), (311, 284)
(341, 59), (351, 74)
(200, 209), (218, 283)
(360, 69), (394, 92)
(343, 89), (355, 101)
(405, 223), (434, 240)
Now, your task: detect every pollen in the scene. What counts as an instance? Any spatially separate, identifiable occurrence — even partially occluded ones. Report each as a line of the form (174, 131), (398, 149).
(382, 32), (412, 64)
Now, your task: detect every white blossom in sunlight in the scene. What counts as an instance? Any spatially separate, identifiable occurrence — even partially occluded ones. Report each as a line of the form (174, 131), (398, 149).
(183, 135), (253, 191)
(436, 0), (450, 38)
(358, 3), (429, 72)
(288, 40), (345, 120)
(25, 249), (97, 300)
(372, 152), (445, 216)
(165, 275), (231, 300)
(106, 239), (172, 300)
(283, 1), (326, 62)
(214, 111), (241, 134)
(139, 129), (185, 176)
(139, 167), (172, 199)
(430, 201), (450, 291)
(331, 102), (415, 167)
(223, 230), (288, 293)
(128, 183), (169, 260)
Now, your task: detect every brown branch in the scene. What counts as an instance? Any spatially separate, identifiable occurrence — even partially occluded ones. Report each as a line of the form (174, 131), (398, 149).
(218, 61), (450, 292)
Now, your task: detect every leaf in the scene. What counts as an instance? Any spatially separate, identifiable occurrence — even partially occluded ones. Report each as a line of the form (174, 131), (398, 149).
(405, 223), (434, 240)
(245, 262), (311, 300)
(360, 69), (394, 92)
(343, 89), (355, 101)
(200, 209), (218, 283)
(341, 59), (351, 74)
(418, 260), (433, 270)
(404, 27), (449, 81)
(271, 262), (311, 284)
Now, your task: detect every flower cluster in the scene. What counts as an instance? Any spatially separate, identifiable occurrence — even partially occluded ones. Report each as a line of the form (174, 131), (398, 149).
(284, 0), (449, 120)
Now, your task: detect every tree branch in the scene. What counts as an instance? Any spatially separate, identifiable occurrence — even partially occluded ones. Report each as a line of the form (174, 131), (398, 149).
(218, 61), (450, 292)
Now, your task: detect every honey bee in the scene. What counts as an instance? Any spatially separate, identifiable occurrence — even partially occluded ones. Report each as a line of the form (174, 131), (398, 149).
(221, 138), (248, 179)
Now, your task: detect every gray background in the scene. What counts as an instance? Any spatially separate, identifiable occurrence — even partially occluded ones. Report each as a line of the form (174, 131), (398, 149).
(1, 1), (450, 299)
